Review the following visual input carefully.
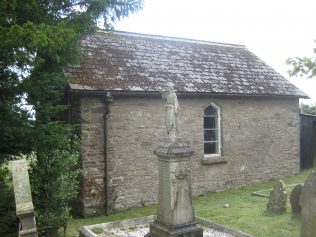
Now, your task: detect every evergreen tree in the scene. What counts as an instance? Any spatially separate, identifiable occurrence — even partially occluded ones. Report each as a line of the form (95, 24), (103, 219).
(0, 0), (143, 236)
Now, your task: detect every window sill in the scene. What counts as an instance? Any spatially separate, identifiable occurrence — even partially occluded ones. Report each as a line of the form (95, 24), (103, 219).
(202, 155), (227, 165)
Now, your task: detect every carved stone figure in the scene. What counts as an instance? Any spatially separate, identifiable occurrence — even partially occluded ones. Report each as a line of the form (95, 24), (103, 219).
(267, 180), (287, 214)
(165, 86), (180, 142)
(148, 88), (202, 237)
(290, 184), (303, 219)
(300, 169), (316, 237)
(170, 163), (193, 223)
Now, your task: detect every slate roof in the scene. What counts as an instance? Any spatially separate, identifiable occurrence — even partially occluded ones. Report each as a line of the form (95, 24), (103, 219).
(65, 31), (307, 98)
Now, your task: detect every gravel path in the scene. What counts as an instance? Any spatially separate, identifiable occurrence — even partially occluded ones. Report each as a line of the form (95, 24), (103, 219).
(98, 224), (235, 237)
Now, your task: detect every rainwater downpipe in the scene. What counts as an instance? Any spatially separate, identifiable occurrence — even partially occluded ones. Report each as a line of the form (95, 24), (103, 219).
(103, 92), (113, 215)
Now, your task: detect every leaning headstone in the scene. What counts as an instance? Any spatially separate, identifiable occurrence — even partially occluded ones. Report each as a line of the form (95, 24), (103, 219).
(267, 180), (287, 214)
(11, 159), (38, 237)
(300, 169), (316, 237)
(147, 86), (203, 237)
(290, 184), (303, 219)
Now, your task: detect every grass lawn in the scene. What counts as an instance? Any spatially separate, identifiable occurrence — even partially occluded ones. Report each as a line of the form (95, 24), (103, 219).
(67, 168), (311, 237)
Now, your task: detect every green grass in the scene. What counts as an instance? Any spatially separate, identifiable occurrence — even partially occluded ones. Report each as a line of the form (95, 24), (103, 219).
(90, 227), (104, 234)
(67, 169), (311, 237)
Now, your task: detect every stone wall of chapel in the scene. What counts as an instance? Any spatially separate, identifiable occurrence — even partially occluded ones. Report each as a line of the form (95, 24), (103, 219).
(80, 96), (300, 213)
(79, 96), (106, 216)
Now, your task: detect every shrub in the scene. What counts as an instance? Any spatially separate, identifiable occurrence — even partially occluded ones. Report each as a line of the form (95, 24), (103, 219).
(0, 165), (18, 237)
(29, 132), (81, 237)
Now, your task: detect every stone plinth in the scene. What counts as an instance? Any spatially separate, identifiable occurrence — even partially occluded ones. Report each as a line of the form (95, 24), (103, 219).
(11, 159), (38, 237)
(149, 140), (203, 237)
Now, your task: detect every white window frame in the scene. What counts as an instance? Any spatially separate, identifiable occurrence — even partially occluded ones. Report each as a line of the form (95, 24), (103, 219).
(203, 102), (221, 158)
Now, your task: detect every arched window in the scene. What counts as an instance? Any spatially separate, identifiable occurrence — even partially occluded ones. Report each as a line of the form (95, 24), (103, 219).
(204, 103), (221, 156)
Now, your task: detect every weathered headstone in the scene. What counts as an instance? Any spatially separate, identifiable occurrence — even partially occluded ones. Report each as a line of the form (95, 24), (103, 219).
(267, 180), (287, 214)
(290, 184), (303, 219)
(148, 86), (203, 237)
(11, 159), (38, 237)
(300, 169), (316, 237)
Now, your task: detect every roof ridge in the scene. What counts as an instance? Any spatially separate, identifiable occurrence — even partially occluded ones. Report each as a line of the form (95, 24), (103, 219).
(96, 30), (246, 49)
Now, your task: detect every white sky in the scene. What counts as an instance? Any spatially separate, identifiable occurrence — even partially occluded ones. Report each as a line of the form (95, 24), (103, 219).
(114, 0), (316, 103)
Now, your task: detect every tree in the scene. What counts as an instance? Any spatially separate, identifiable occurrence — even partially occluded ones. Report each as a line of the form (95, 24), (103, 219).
(0, 0), (143, 236)
(287, 44), (316, 78)
(0, 0), (143, 161)
(0, 166), (18, 237)
(300, 103), (316, 115)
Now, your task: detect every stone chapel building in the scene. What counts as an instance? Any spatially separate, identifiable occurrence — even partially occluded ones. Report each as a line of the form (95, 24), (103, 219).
(65, 31), (307, 216)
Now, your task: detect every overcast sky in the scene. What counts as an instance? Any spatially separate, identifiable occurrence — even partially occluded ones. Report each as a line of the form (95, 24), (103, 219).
(114, 0), (316, 103)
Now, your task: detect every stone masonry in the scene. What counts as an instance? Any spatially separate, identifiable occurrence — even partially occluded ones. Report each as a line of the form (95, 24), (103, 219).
(76, 96), (107, 216)
(77, 95), (300, 215)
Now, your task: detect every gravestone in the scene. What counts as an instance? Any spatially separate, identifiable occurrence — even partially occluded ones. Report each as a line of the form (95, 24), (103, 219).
(290, 184), (303, 219)
(148, 86), (203, 237)
(11, 159), (38, 237)
(300, 169), (316, 237)
(266, 180), (287, 214)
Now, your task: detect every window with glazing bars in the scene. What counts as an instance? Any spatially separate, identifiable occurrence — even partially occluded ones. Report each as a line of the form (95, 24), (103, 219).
(204, 105), (220, 155)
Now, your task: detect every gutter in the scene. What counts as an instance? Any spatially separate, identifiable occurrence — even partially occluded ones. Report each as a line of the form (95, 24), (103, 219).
(67, 82), (309, 99)
(69, 89), (309, 99)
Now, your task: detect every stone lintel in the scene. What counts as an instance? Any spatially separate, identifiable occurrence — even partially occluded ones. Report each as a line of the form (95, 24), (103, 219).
(154, 139), (193, 158)
(150, 220), (203, 237)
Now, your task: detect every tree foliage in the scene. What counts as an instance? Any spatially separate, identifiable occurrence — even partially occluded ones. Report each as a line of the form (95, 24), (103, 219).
(0, 0), (143, 160)
(287, 44), (316, 78)
(29, 136), (82, 234)
(300, 103), (316, 115)
(0, 166), (18, 237)
(0, 0), (143, 235)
